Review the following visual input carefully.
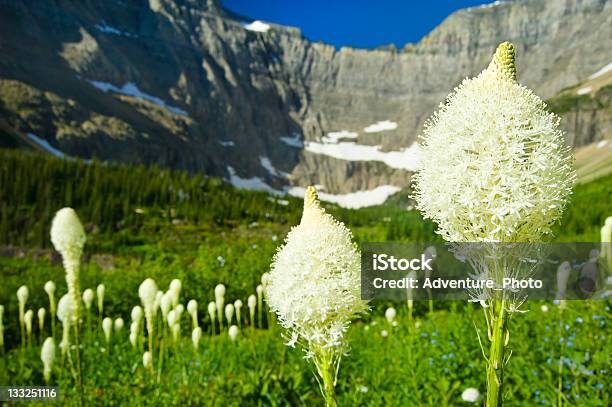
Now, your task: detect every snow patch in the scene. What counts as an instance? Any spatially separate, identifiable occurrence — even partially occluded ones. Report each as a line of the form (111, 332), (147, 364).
(242, 20), (271, 33)
(219, 140), (235, 147)
(95, 22), (136, 38)
(364, 120), (397, 133)
(280, 133), (304, 148)
(589, 62), (612, 80)
(287, 185), (401, 209)
(86, 80), (187, 115)
(27, 133), (66, 158)
(596, 140), (609, 149)
(227, 166), (281, 195)
(577, 86), (592, 95)
(305, 141), (420, 171)
(323, 130), (359, 143)
(260, 156), (289, 178)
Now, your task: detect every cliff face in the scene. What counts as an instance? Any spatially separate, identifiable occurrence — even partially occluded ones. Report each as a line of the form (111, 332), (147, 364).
(0, 0), (610, 203)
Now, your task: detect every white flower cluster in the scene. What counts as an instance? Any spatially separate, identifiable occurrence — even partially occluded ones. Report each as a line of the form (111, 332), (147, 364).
(413, 42), (575, 243)
(267, 186), (368, 356)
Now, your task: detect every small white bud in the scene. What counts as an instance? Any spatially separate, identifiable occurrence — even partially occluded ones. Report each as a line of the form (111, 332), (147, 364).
(228, 325), (239, 341)
(225, 304), (234, 325)
(131, 306), (143, 324)
(192, 327), (202, 349)
(461, 388), (481, 403)
(207, 302), (216, 320)
(187, 300), (198, 316)
(102, 317), (112, 342)
(44, 281), (56, 296)
(114, 318), (124, 331)
(24, 309), (34, 334)
(142, 351), (152, 369)
(17, 285), (29, 306)
(82, 289), (94, 310)
(385, 307), (397, 323)
(41, 337), (56, 382)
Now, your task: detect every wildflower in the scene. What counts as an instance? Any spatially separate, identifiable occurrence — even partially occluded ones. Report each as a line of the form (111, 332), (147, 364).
(256, 284), (264, 327)
(82, 289), (94, 311)
(207, 302), (216, 334)
(192, 327), (202, 349)
(57, 294), (74, 355)
(129, 332), (138, 348)
(248, 294), (257, 328)
(169, 279), (182, 307)
(187, 299), (198, 329)
(381, 330), (389, 337)
(38, 308), (46, 334)
(541, 305), (549, 313)
(24, 309), (33, 345)
(142, 351), (152, 370)
(96, 284), (105, 316)
(234, 299), (243, 328)
(385, 307), (397, 324)
(102, 317), (112, 343)
(44, 281), (56, 326)
(17, 285), (28, 346)
(50, 208), (86, 325)
(215, 284), (225, 328)
(267, 186), (368, 407)
(225, 303), (234, 327)
(462, 388), (481, 403)
(114, 318), (124, 332)
(160, 292), (173, 321)
(412, 42), (574, 407)
(139, 278), (158, 356)
(228, 325), (239, 341)
(131, 306), (143, 326)
(41, 337), (56, 383)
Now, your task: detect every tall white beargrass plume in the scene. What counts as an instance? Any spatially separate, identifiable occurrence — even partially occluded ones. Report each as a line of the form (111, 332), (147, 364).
(207, 302), (216, 335)
(214, 284), (225, 329)
(139, 278), (158, 358)
(412, 42), (574, 407)
(57, 294), (74, 357)
(96, 284), (105, 317)
(267, 186), (369, 407)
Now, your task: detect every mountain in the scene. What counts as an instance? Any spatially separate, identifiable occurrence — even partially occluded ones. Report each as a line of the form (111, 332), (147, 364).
(0, 0), (611, 207)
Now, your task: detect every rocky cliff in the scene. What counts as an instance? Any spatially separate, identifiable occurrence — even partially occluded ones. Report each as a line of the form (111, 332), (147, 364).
(0, 0), (610, 206)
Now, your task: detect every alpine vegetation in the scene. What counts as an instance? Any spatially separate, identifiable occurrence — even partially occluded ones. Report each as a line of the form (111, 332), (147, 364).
(267, 186), (369, 407)
(412, 42), (574, 406)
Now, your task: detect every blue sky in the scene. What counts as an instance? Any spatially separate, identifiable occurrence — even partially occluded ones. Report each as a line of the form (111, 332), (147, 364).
(223, 0), (496, 49)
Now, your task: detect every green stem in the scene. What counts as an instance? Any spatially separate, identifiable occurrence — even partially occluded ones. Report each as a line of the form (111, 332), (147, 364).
(315, 348), (339, 407)
(486, 299), (508, 407)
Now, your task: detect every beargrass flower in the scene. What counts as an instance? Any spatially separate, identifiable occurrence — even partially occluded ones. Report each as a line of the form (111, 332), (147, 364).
(224, 303), (234, 327)
(57, 294), (74, 356)
(143, 351), (152, 370)
(37, 307), (46, 333)
(102, 317), (112, 343)
(187, 300), (198, 329)
(96, 284), (105, 316)
(114, 318), (124, 332)
(129, 321), (139, 348)
(267, 186), (369, 407)
(51, 208), (86, 323)
(192, 327), (202, 349)
(462, 388), (481, 403)
(247, 294), (257, 329)
(160, 292), (172, 321)
(44, 281), (56, 335)
(385, 307), (396, 324)
(24, 309), (33, 345)
(41, 337), (56, 383)
(169, 279), (182, 308)
(412, 42), (574, 407)
(207, 301), (216, 335)
(215, 284), (225, 328)
(82, 289), (94, 311)
(139, 278), (158, 357)
(17, 285), (28, 347)
(131, 305), (143, 326)
(234, 299), (243, 328)
(256, 284), (264, 327)
(228, 325), (239, 341)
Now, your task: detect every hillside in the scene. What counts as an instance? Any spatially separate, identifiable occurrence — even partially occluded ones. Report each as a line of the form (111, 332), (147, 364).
(0, 0), (611, 205)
